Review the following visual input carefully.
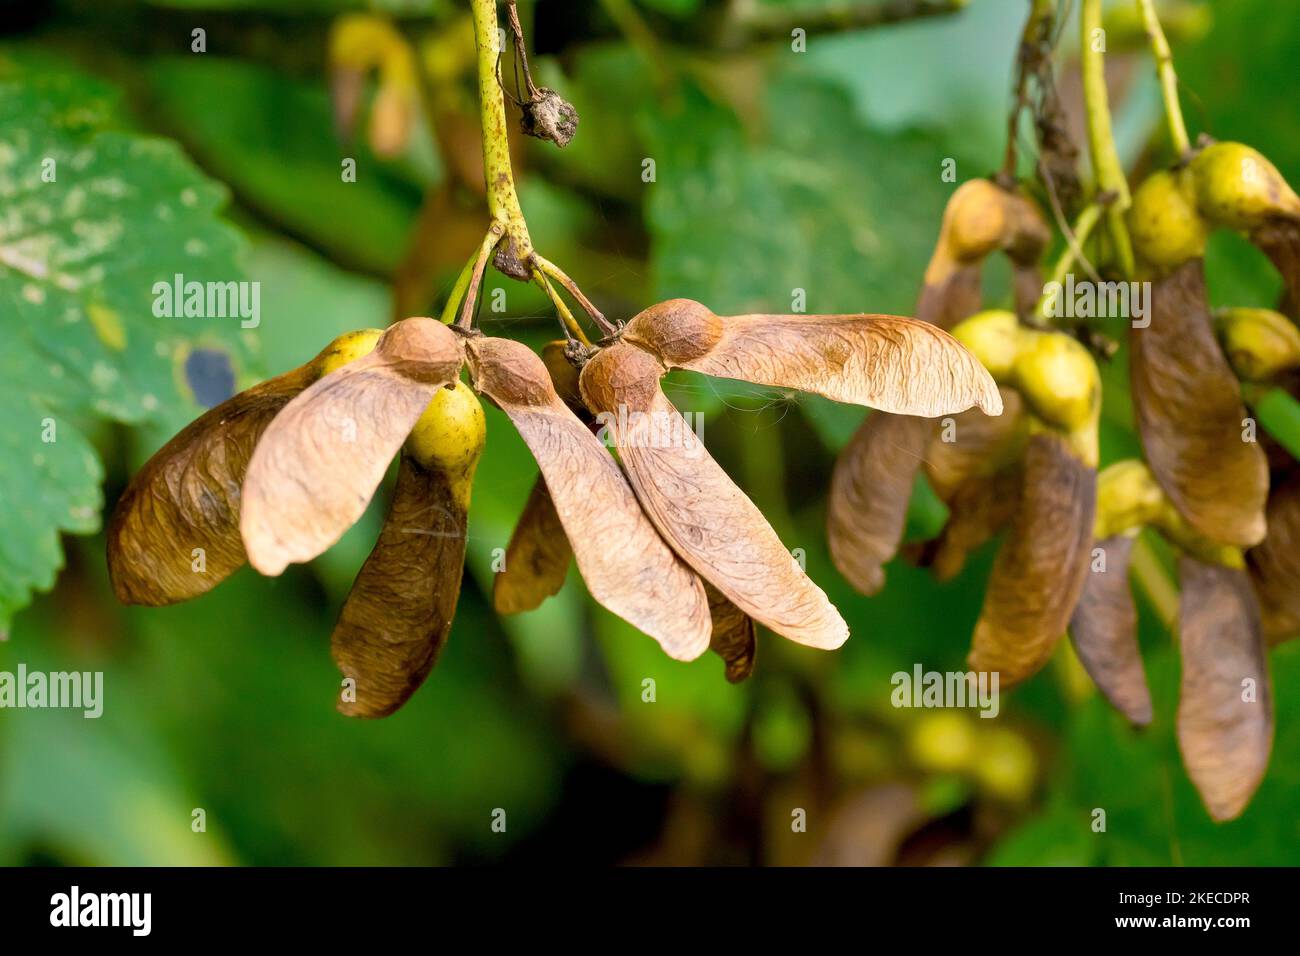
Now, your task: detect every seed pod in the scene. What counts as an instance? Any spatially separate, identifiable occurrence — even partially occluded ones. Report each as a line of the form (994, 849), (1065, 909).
(1177, 556), (1273, 822)
(368, 82), (417, 158)
(1215, 307), (1300, 381)
(918, 180), (1048, 329)
(951, 313), (1101, 465)
(1247, 475), (1300, 643)
(493, 476), (572, 615)
(1250, 219), (1300, 319)
(950, 310), (1019, 381)
(107, 329), (382, 605)
(328, 14), (418, 157)
(1012, 331), (1102, 443)
(832, 390), (1024, 598)
(933, 180), (1049, 270)
(331, 381), (484, 718)
(925, 464), (1021, 582)
(1128, 168), (1208, 274)
(923, 388), (1026, 501)
(581, 341), (849, 650)
(1068, 535), (1152, 726)
(541, 339), (586, 415)
(241, 318), (465, 576)
(1094, 458), (1242, 568)
(465, 335), (711, 661)
(706, 583), (756, 683)
(941, 179), (1014, 263)
(622, 300), (1002, 418)
(1189, 141), (1300, 232)
(915, 268), (982, 331)
(1011, 261), (1045, 323)
(492, 342), (587, 614)
(1001, 193), (1052, 270)
(1130, 260), (1268, 546)
(916, 184), (993, 331)
(967, 432), (1097, 686)
(1256, 595), (1300, 647)
(826, 412), (932, 595)
(329, 66), (366, 145)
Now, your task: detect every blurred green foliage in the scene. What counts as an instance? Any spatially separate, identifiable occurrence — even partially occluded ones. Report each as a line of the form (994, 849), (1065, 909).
(1, 0), (1298, 866)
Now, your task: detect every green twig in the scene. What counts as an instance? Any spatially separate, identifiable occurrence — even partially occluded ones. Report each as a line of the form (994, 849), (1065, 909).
(1033, 202), (1103, 324)
(1137, 0), (1191, 158)
(471, 0), (533, 264)
(1080, 0), (1134, 277)
(466, 0), (605, 341)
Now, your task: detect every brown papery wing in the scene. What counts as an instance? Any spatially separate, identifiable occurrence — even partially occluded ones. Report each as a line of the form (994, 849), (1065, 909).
(582, 342), (848, 650)
(107, 367), (312, 605)
(967, 432), (1096, 686)
(1131, 260), (1267, 546)
(926, 465), (1021, 582)
(332, 454), (467, 718)
(923, 387), (1025, 501)
(1252, 219), (1300, 319)
(827, 412), (931, 595)
(624, 302), (1002, 417)
(1068, 535), (1152, 726)
(1012, 264), (1044, 323)
(1177, 557), (1273, 822)
(915, 266), (983, 330)
(1247, 475), (1300, 643)
(706, 582), (756, 683)
(493, 475), (573, 614)
(466, 336), (711, 661)
(241, 318), (464, 576)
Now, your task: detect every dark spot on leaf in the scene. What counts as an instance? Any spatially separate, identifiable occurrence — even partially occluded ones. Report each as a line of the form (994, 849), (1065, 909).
(185, 348), (236, 408)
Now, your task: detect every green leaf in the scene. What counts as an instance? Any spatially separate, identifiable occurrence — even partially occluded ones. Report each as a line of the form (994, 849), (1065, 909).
(145, 57), (424, 275)
(985, 798), (1099, 867)
(0, 53), (253, 634)
(1250, 386), (1300, 460)
(643, 74), (966, 316)
(0, 606), (235, 865)
(0, 391), (102, 639)
(125, 570), (562, 863)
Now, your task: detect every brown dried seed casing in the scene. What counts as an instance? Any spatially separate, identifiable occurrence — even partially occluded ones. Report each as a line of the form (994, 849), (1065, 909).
(622, 300), (1002, 418)
(1251, 219), (1300, 320)
(706, 582), (757, 683)
(240, 318), (464, 576)
(493, 475), (573, 615)
(331, 454), (467, 718)
(915, 267), (983, 331)
(1068, 535), (1152, 726)
(967, 432), (1096, 686)
(923, 387), (1026, 501)
(1131, 260), (1268, 547)
(1247, 474), (1300, 643)
(582, 341), (848, 650)
(917, 389), (1025, 582)
(827, 412), (932, 596)
(1177, 557), (1273, 822)
(465, 336), (712, 661)
(541, 339), (586, 416)
(925, 464), (1022, 583)
(916, 181), (1047, 329)
(107, 365), (313, 605)
(1012, 264), (1044, 323)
